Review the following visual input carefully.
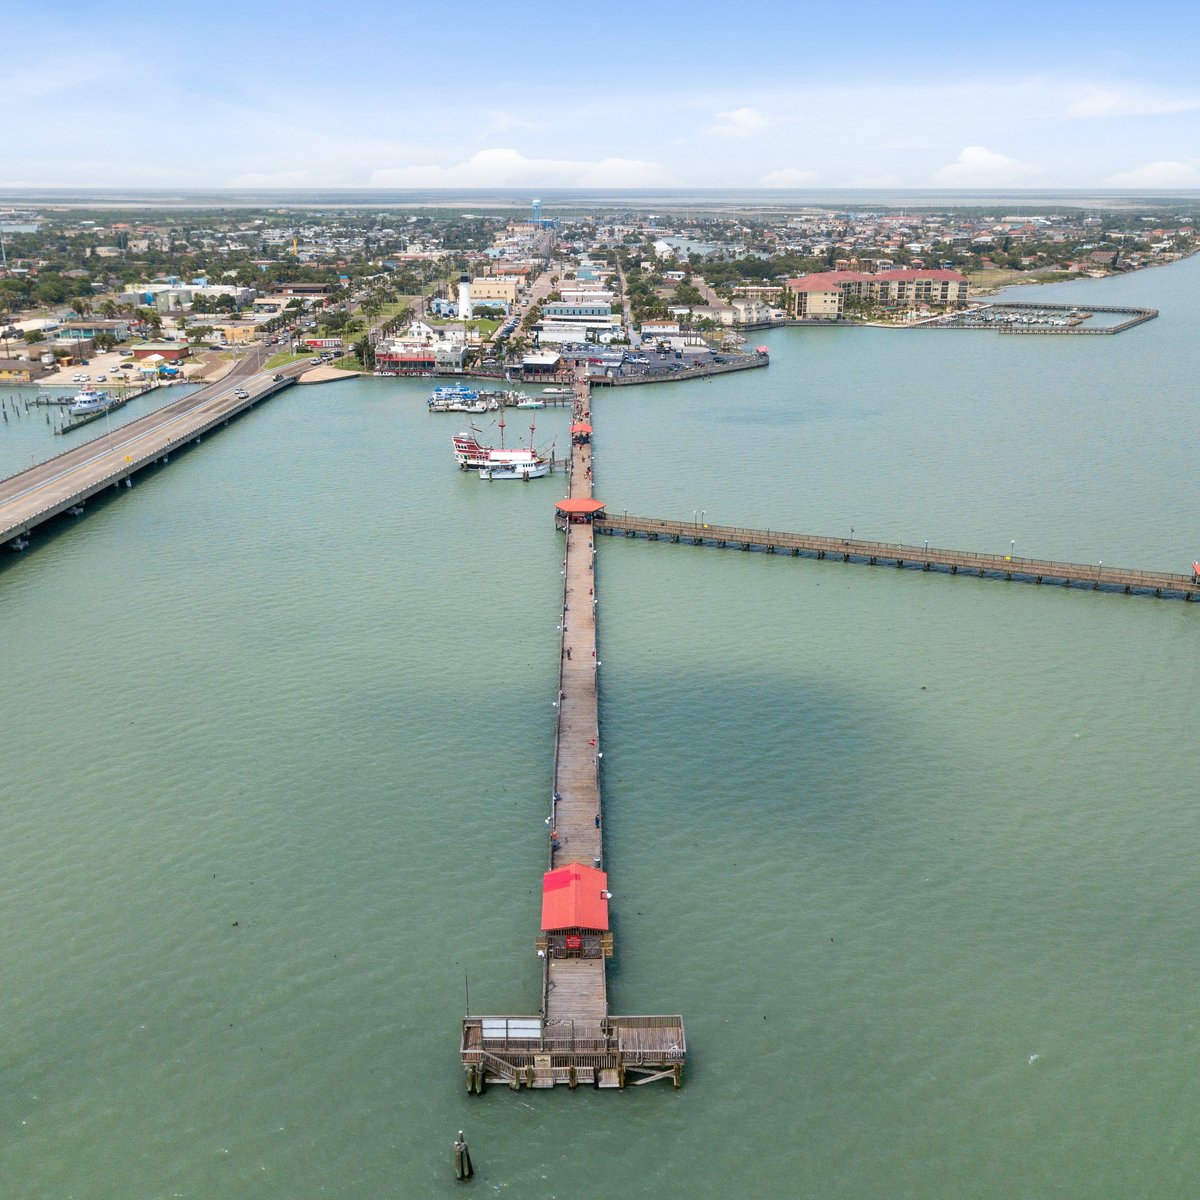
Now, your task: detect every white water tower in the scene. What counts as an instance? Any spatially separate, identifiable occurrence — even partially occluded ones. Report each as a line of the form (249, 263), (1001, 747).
(457, 273), (473, 319)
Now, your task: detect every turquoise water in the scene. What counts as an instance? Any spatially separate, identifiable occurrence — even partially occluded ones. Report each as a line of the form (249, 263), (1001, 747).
(0, 384), (202, 480)
(2, 260), (1198, 1198)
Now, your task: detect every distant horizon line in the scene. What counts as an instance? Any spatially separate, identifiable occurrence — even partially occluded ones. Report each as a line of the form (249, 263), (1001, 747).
(1, 185), (1197, 213)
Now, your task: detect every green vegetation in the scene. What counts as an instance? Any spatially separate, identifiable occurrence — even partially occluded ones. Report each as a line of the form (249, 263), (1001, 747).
(266, 350), (310, 370)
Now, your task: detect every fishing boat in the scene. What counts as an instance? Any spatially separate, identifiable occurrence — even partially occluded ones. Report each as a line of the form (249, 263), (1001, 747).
(68, 387), (111, 415)
(429, 396), (497, 413)
(428, 384), (499, 413)
(542, 386), (573, 396)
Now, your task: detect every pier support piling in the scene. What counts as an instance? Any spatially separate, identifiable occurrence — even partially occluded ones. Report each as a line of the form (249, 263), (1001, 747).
(453, 1132), (474, 1182)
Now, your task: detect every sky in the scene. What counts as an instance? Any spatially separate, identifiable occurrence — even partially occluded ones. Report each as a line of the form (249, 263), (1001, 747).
(3, 0), (1200, 191)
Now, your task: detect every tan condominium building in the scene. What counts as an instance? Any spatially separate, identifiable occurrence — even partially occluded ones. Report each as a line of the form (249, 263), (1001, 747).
(787, 269), (968, 319)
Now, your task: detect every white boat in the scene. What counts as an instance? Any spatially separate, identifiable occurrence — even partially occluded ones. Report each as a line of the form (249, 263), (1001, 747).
(429, 396), (497, 413)
(452, 430), (547, 471)
(452, 414), (552, 476)
(479, 460), (551, 480)
(68, 387), (111, 415)
(542, 386), (573, 396)
(514, 398), (546, 409)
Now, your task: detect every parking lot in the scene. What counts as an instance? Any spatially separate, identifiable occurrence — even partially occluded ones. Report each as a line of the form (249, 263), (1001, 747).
(551, 341), (731, 380)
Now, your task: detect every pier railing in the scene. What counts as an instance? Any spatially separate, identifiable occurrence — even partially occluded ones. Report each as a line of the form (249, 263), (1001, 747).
(595, 514), (1197, 600)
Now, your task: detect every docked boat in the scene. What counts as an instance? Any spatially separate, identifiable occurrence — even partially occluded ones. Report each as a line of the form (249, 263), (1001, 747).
(428, 384), (499, 413)
(452, 414), (552, 476)
(68, 387), (111, 415)
(452, 430), (547, 471)
(479, 459), (551, 480)
(514, 398), (546, 409)
(542, 386), (573, 396)
(429, 396), (497, 413)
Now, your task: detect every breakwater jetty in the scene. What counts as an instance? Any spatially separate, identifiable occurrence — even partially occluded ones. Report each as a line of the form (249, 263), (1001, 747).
(588, 514), (1198, 602)
(460, 372), (686, 1093)
(934, 300), (1158, 335)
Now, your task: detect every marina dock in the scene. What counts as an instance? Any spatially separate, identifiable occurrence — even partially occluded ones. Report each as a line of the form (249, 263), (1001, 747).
(460, 373), (686, 1093)
(590, 515), (1198, 601)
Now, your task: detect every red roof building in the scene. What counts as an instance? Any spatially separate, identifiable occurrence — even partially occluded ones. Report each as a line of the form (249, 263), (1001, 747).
(786, 269), (968, 319)
(541, 863), (609, 932)
(554, 497), (606, 524)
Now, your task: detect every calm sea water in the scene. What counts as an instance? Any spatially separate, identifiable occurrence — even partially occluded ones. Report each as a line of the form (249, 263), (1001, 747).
(2, 260), (1198, 1199)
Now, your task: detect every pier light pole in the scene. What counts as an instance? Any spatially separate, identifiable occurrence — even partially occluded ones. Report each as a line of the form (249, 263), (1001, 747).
(1011, 539), (1015, 559)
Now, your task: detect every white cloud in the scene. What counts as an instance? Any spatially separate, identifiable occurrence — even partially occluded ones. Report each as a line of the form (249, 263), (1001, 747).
(1105, 160), (1200, 187)
(1064, 85), (1200, 120)
(759, 167), (817, 188)
(931, 146), (1036, 186)
(480, 111), (545, 137)
(369, 148), (668, 188)
(706, 107), (775, 137)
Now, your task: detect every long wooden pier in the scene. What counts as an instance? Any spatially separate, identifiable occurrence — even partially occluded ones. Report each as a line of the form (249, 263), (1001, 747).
(591, 514), (1198, 601)
(1, 348), (287, 550)
(460, 373), (686, 1093)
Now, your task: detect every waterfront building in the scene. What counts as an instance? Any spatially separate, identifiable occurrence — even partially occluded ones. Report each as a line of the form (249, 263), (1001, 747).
(0, 358), (49, 383)
(540, 300), (618, 341)
(132, 341), (190, 362)
(57, 319), (132, 342)
(375, 320), (467, 374)
(786, 269), (968, 318)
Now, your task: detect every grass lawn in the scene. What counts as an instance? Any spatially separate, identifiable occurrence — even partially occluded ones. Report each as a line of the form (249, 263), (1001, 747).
(266, 350), (312, 369)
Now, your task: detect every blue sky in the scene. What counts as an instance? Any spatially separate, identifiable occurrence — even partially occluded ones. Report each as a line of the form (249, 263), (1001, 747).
(4, 0), (1199, 189)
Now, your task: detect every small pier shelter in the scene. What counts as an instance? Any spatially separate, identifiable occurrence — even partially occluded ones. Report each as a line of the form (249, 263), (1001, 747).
(538, 863), (614, 960)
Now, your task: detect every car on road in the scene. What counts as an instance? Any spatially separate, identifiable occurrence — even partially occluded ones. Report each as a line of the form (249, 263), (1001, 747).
(309, 357), (322, 363)
(234, 388), (249, 399)
(272, 373), (286, 381)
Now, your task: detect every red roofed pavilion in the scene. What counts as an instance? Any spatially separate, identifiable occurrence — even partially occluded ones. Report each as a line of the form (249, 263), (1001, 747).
(540, 863), (614, 959)
(554, 497), (606, 525)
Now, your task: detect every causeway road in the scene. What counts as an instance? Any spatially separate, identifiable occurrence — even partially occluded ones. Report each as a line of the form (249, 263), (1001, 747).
(0, 345), (290, 546)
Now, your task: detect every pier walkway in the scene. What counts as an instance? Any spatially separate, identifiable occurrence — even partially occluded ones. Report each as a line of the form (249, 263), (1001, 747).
(594, 515), (1198, 601)
(545, 368), (605, 1028)
(1, 348), (290, 549)
(460, 371), (686, 1093)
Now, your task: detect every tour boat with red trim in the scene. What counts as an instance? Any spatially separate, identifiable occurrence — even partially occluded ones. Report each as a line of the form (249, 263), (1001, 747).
(452, 414), (552, 476)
